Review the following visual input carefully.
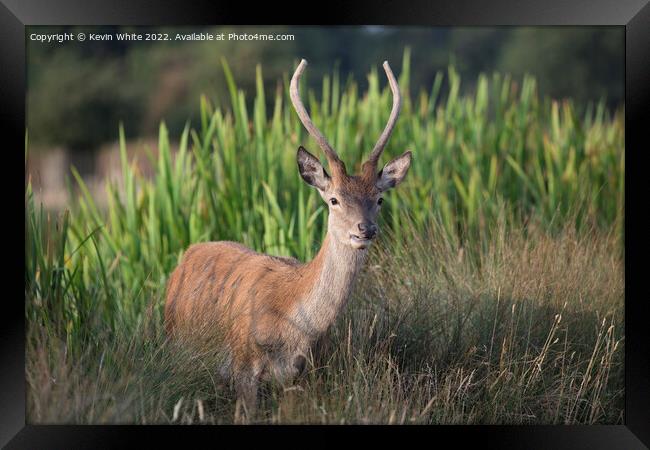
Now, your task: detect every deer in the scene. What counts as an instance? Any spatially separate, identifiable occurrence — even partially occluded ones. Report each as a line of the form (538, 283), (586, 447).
(164, 59), (412, 423)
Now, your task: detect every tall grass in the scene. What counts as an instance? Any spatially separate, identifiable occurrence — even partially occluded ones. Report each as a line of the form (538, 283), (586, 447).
(25, 51), (624, 424)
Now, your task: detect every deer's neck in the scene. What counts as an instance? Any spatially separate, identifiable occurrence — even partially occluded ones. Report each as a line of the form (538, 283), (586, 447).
(293, 233), (368, 338)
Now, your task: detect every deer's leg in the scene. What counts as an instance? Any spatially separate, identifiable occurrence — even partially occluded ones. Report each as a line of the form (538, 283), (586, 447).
(233, 363), (262, 424)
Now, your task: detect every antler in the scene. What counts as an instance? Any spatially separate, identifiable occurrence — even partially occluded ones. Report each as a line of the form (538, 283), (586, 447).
(290, 59), (346, 176)
(362, 61), (402, 177)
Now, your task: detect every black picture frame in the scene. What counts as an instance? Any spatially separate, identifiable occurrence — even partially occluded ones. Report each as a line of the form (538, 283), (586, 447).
(5, 0), (649, 447)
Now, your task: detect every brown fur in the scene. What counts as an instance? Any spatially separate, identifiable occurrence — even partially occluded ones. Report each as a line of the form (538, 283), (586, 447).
(164, 238), (332, 420)
(165, 240), (322, 348)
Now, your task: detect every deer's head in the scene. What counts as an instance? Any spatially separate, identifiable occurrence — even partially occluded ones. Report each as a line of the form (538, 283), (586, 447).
(291, 59), (412, 250)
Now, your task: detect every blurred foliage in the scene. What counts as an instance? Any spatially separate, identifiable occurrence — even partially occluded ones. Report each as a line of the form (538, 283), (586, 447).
(27, 48), (145, 150)
(26, 26), (623, 152)
(498, 28), (624, 106)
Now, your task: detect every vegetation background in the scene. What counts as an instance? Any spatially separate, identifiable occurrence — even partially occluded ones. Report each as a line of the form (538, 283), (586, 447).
(28, 26), (623, 153)
(25, 26), (624, 424)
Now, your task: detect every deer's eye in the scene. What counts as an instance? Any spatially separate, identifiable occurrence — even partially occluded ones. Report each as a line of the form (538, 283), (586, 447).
(330, 198), (339, 206)
(377, 198), (384, 205)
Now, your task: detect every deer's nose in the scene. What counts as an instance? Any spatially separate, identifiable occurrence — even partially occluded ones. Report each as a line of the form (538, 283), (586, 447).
(357, 222), (378, 239)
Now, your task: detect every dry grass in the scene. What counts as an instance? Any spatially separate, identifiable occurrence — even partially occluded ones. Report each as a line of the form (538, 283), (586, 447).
(26, 217), (624, 425)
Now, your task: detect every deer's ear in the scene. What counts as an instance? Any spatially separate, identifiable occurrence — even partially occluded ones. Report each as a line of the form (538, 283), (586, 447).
(297, 146), (331, 191)
(376, 151), (412, 191)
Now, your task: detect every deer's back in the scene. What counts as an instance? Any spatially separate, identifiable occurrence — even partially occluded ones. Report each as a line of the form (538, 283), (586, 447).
(164, 241), (315, 351)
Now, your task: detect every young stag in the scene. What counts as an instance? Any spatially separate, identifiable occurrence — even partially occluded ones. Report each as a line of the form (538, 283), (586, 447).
(164, 59), (412, 422)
